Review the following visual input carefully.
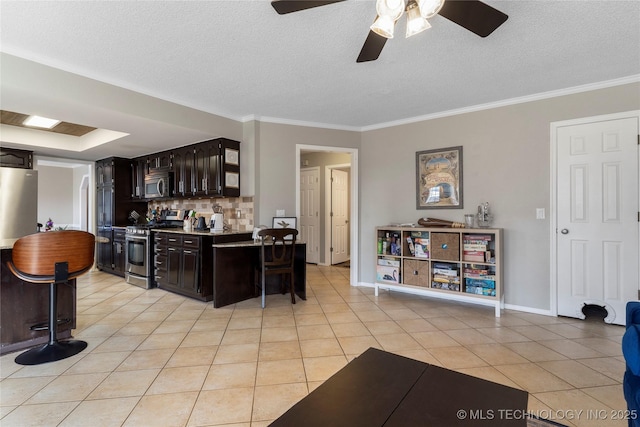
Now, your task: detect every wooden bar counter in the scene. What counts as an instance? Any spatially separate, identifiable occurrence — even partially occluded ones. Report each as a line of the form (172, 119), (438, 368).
(1, 243), (76, 355)
(212, 240), (307, 308)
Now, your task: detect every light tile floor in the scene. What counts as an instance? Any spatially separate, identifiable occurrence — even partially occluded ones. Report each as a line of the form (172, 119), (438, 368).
(0, 265), (629, 427)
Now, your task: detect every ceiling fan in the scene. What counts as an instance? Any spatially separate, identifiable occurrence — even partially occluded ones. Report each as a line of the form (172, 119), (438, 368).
(271, 0), (508, 62)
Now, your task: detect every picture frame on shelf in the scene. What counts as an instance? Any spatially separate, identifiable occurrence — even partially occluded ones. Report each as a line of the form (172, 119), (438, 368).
(416, 146), (463, 209)
(272, 216), (297, 230)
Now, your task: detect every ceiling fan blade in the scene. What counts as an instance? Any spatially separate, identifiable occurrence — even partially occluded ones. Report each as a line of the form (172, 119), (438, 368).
(438, 0), (508, 37)
(271, 0), (345, 15)
(356, 30), (388, 63)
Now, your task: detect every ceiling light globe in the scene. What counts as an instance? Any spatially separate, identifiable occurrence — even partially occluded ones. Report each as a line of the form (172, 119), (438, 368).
(376, 0), (405, 21)
(371, 15), (396, 38)
(406, 3), (432, 38)
(418, 0), (444, 18)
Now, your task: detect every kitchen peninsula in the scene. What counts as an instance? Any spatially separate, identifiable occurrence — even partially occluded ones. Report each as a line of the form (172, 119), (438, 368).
(152, 228), (306, 307)
(1, 240), (77, 355)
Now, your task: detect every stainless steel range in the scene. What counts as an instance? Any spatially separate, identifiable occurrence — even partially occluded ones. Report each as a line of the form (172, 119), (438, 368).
(125, 225), (153, 289)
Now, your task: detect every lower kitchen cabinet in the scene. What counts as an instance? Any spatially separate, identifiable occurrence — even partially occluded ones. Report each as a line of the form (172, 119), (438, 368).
(112, 228), (126, 277)
(153, 231), (251, 302)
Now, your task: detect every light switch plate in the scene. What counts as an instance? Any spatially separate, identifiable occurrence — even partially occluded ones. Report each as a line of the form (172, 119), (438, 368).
(536, 208), (545, 220)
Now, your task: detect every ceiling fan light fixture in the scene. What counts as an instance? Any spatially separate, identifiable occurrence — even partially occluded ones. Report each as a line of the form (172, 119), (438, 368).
(23, 115), (61, 129)
(418, 0), (444, 19)
(406, 0), (431, 38)
(371, 15), (397, 38)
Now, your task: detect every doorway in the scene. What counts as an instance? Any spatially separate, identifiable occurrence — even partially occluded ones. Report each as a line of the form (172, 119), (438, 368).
(327, 166), (350, 265)
(551, 111), (640, 325)
(296, 145), (358, 286)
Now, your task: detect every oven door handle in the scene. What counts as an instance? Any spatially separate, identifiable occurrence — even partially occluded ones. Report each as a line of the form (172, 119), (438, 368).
(126, 235), (149, 241)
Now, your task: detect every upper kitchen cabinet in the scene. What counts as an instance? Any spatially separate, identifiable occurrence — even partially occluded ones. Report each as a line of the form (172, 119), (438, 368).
(171, 138), (240, 198)
(130, 156), (146, 199)
(171, 146), (194, 197)
(0, 148), (33, 169)
(96, 157), (146, 226)
(146, 150), (171, 174)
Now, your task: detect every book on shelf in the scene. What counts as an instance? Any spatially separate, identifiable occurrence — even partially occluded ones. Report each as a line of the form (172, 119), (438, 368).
(376, 265), (400, 284)
(465, 286), (496, 297)
(406, 237), (415, 256)
(464, 273), (496, 280)
(463, 234), (493, 241)
(433, 267), (458, 276)
(432, 282), (460, 291)
(433, 275), (461, 284)
(465, 278), (496, 288)
(414, 244), (429, 258)
(463, 243), (488, 251)
(463, 250), (493, 263)
(378, 257), (400, 267)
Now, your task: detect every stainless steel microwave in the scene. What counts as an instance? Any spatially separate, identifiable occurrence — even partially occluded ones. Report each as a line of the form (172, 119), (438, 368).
(144, 172), (172, 199)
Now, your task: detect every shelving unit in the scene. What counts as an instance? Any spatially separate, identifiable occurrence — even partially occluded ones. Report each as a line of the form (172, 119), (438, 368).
(375, 226), (503, 317)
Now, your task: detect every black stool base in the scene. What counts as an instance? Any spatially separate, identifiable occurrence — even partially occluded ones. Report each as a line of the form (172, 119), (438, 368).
(15, 340), (88, 366)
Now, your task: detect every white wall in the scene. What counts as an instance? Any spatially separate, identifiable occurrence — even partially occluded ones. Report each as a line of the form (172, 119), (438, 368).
(35, 164), (74, 228)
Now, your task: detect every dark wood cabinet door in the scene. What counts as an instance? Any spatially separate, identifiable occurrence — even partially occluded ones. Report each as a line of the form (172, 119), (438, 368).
(172, 150), (184, 196)
(96, 186), (113, 227)
(96, 228), (112, 270)
(167, 247), (182, 288)
(0, 148), (33, 169)
(184, 148), (195, 196)
(206, 142), (221, 196)
(148, 151), (171, 173)
(182, 249), (200, 294)
(131, 158), (146, 199)
(193, 145), (207, 196)
(100, 159), (113, 186)
(112, 230), (126, 275)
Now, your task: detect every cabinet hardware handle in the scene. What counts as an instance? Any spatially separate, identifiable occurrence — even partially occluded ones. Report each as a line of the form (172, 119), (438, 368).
(560, 228), (569, 234)
(184, 250), (192, 254)
(185, 240), (192, 244)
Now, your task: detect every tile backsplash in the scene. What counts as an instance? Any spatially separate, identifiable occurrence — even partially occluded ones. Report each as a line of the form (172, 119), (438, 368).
(147, 196), (254, 232)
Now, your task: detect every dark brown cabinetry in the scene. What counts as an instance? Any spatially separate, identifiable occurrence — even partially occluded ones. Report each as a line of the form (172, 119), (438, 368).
(96, 157), (146, 275)
(96, 228), (112, 270)
(170, 146), (194, 197)
(112, 228), (126, 276)
(147, 151), (171, 174)
(153, 231), (252, 302)
(169, 138), (240, 198)
(155, 233), (205, 300)
(131, 157), (146, 199)
(0, 148), (33, 169)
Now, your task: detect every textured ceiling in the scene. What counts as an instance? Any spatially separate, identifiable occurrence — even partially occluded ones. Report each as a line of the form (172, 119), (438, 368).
(0, 0), (639, 160)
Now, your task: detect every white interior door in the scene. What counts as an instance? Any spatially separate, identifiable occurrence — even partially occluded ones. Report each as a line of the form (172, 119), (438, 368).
(300, 167), (320, 264)
(556, 115), (639, 325)
(331, 169), (349, 265)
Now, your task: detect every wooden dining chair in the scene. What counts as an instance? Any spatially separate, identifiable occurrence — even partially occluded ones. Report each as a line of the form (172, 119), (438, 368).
(7, 230), (95, 365)
(256, 228), (298, 308)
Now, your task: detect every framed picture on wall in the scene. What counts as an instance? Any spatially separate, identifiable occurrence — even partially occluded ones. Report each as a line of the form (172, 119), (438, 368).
(416, 146), (463, 209)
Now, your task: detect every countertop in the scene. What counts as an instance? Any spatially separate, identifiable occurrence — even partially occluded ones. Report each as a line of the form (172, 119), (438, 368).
(212, 240), (306, 248)
(152, 229), (251, 237)
(0, 239), (19, 250)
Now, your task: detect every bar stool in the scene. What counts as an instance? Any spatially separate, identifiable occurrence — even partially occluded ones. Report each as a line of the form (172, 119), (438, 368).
(256, 228), (298, 308)
(7, 230), (95, 365)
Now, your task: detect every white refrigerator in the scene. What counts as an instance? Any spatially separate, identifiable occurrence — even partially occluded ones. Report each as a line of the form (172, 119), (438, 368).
(0, 167), (38, 240)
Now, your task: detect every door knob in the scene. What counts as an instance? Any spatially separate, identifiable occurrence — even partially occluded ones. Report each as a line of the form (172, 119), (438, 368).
(560, 228), (569, 234)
